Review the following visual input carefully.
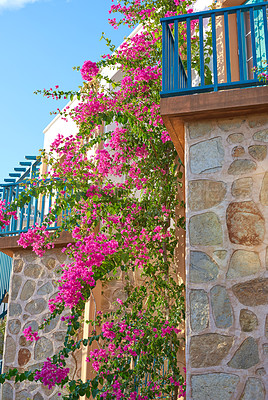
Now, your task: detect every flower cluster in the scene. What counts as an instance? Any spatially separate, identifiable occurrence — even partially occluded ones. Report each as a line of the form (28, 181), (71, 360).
(81, 60), (99, 81)
(17, 225), (54, 257)
(49, 233), (119, 311)
(23, 326), (40, 342)
(0, 201), (17, 228)
(252, 63), (268, 82)
(35, 359), (69, 389)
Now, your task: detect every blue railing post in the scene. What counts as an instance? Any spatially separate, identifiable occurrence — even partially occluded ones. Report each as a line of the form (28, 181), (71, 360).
(174, 20), (179, 91)
(199, 16), (205, 87)
(186, 18), (192, 89)
(211, 13), (218, 91)
(224, 11), (231, 83)
(237, 9), (245, 82)
(262, 5), (268, 63)
(250, 7), (257, 79)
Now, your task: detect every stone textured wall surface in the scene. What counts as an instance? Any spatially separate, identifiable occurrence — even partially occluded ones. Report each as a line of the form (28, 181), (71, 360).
(2, 249), (81, 400)
(185, 115), (268, 400)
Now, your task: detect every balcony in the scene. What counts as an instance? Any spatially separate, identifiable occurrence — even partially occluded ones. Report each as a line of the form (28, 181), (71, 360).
(160, 1), (268, 98)
(0, 157), (62, 237)
(160, 2), (268, 160)
(0, 156), (73, 255)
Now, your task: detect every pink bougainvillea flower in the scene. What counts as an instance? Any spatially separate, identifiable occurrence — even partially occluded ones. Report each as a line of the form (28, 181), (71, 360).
(23, 326), (40, 342)
(35, 358), (69, 389)
(81, 60), (99, 81)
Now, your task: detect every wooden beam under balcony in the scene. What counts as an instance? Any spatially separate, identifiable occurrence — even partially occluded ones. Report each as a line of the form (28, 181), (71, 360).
(0, 230), (73, 257)
(160, 86), (268, 157)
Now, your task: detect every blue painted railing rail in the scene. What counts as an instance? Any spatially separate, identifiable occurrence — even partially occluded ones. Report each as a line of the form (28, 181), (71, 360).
(161, 1), (268, 97)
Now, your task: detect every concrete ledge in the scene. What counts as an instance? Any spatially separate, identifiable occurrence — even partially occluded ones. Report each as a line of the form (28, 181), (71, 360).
(0, 230), (74, 257)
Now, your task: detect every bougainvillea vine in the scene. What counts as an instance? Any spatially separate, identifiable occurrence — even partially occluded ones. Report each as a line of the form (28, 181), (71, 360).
(0, 0), (212, 398)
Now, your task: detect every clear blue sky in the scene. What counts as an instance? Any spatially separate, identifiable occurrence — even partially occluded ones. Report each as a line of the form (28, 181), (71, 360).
(0, 0), (132, 183)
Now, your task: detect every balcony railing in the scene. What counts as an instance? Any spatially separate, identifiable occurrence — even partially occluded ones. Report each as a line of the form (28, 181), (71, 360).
(161, 1), (268, 97)
(0, 157), (64, 237)
(0, 253), (12, 318)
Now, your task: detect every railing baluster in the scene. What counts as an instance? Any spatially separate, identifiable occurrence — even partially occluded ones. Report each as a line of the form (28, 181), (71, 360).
(170, 26), (174, 90)
(33, 196), (38, 226)
(172, 27), (174, 90)
(262, 5), (268, 64)
(26, 195), (32, 231)
(40, 194), (46, 224)
(224, 11), (231, 83)
(250, 7), (257, 80)
(19, 203), (24, 233)
(48, 192), (52, 216)
(180, 58), (183, 88)
(199, 16), (205, 87)
(211, 13), (218, 90)
(2, 187), (6, 205)
(7, 185), (12, 206)
(174, 20), (179, 91)
(167, 26), (170, 91)
(237, 9), (245, 81)
(162, 21), (167, 93)
(11, 185), (19, 233)
(186, 17), (192, 88)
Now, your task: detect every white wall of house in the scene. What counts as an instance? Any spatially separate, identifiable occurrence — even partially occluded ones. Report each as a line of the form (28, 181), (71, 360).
(42, 23), (143, 150)
(43, 98), (80, 153)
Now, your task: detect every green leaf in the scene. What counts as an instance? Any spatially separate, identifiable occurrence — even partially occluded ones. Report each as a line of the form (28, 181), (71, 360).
(91, 380), (98, 389)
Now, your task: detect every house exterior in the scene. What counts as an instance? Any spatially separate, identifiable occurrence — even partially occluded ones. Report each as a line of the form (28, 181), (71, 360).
(160, 0), (268, 398)
(0, 0), (267, 398)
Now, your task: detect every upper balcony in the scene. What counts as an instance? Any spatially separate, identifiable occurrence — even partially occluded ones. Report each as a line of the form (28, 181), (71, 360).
(160, 1), (268, 157)
(161, 1), (268, 97)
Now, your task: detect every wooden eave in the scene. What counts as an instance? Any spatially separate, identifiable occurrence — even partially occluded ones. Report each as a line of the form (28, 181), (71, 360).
(160, 86), (268, 159)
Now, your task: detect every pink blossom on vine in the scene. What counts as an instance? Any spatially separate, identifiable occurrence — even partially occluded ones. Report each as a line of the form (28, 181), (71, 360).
(17, 225), (53, 257)
(161, 131), (171, 143)
(35, 359), (69, 389)
(49, 233), (118, 310)
(23, 326), (40, 342)
(0, 201), (17, 228)
(81, 60), (99, 81)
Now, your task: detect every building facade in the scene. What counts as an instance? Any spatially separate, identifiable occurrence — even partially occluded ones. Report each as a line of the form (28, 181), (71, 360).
(161, 0), (268, 398)
(0, 0), (267, 398)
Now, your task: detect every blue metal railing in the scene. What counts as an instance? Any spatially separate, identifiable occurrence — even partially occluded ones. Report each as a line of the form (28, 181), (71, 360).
(0, 254), (12, 304)
(0, 157), (63, 237)
(0, 183), (61, 237)
(161, 2), (268, 97)
(0, 253), (12, 319)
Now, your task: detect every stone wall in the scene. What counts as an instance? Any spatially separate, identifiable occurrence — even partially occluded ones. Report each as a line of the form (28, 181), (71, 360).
(2, 249), (81, 400)
(185, 115), (268, 399)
